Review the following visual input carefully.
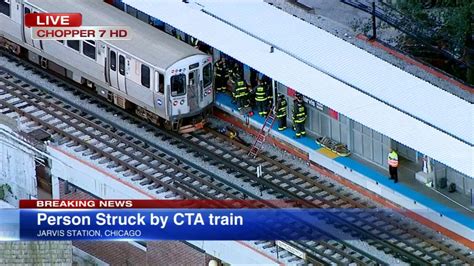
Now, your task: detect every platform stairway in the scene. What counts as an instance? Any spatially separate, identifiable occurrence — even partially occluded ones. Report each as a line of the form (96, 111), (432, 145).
(248, 104), (277, 158)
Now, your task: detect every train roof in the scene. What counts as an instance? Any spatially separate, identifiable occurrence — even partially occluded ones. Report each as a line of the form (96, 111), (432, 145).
(27, 0), (205, 69)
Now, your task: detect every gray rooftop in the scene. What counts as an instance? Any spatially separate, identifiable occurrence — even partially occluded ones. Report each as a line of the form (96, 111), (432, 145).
(265, 0), (473, 102)
(0, 241), (73, 265)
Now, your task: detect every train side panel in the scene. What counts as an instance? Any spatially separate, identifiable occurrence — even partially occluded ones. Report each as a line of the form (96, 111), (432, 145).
(1, 0), (214, 131)
(0, 0), (23, 53)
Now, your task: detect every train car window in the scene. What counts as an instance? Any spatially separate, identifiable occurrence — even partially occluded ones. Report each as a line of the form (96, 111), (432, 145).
(141, 64), (150, 88)
(126, 5), (138, 17)
(119, 55), (125, 75)
(171, 74), (186, 96)
(114, 1), (125, 11)
(83, 40), (96, 60)
(189, 63), (199, 70)
(67, 40), (80, 51)
(159, 73), (164, 94)
(0, 0), (10, 16)
(57, 40), (64, 44)
(110, 51), (116, 71)
(203, 63), (212, 88)
(137, 10), (149, 23)
(188, 72), (194, 83)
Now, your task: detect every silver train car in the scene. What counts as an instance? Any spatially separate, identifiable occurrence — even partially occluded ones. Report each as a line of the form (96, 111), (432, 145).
(0, 0), (214, 132)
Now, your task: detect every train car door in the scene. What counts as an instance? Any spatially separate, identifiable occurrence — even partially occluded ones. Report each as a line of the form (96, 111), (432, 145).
(22, 7), (42, 49)
(117, 54), (126, 92)
(107, 48), (126, 92)
(107, 48), (118, 89)
(154, 71), (166, 117)
(10, 0), (22, 25)
(187, 68), (199, 111)
(22, 7), (33, 45)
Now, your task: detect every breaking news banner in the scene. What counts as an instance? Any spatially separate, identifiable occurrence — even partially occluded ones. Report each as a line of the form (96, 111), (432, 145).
(24, 13), (129, 40)
(0, 200), (401, 241)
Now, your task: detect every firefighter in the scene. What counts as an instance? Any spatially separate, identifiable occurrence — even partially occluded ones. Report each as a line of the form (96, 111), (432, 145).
(388, 149), (399, 183)
(292, 94), (307, 138)
(260, 76), (272, 110)
(266, 81), (273, 111)
(225, 61), (239, 92)
(231, 63), (242, 83)
(173, 28), (185, 41)
(214, 57), (228, 92)
(190, 36), (199, 49)
(254, 80), (268, 116)
(232, 74), (248, 110)
(276, 93), (288, 131)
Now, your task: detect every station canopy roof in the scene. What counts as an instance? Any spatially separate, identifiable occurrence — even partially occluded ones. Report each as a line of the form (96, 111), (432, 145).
(124, 0), (473, 177)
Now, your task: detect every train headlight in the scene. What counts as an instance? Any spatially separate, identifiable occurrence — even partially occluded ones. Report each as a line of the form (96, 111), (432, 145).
(173, 100), (178, 106)
(207, 89), (212, 94)
(180, 100), (185, 105)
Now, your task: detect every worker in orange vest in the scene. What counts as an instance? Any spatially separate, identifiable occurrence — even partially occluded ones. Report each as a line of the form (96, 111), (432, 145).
(387, 149), (399, 183)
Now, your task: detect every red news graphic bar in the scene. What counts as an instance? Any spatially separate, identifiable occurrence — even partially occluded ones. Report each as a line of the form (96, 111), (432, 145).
(24, 13), (82, 28)
(20, 200), (305, 209)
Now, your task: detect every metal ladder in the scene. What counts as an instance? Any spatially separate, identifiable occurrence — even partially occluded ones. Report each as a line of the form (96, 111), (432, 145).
(248, 105), (277, 158)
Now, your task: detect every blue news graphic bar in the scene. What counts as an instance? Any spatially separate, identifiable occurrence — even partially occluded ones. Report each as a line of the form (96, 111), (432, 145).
(0, 209), (20, 241)
(20, 208), (397, 241)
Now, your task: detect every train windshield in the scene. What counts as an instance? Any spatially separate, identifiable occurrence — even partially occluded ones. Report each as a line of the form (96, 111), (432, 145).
(203, 63), (212, 88)
(171, 74), (186, 96)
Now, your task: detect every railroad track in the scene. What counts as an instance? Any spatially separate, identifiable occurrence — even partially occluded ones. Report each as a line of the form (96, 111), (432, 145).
(1, 53), (472, 265)
(0, 58), (384, 265)
(185, 128), (474, 265)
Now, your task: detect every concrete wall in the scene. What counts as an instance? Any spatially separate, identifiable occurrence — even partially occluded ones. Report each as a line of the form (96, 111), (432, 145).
(0, 123), (37, 206)
(48, 145), (153, 200)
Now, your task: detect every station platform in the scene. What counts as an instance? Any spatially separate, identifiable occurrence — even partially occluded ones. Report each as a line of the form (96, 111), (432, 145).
(214, 92), (474, 246)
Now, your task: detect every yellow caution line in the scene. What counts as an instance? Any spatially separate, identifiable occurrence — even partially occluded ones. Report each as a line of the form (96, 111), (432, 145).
(317, 147), (340, 159)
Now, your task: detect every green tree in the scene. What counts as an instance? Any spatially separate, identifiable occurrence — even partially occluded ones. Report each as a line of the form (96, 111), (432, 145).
(396, 0), (473, 84)
(0, 184), (12, 201)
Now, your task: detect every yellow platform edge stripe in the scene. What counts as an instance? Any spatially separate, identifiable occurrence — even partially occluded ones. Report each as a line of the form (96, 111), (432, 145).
(317, 147), (340, 159)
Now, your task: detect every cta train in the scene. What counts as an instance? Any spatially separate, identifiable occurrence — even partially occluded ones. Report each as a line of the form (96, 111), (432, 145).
(0, 0), (214, 132)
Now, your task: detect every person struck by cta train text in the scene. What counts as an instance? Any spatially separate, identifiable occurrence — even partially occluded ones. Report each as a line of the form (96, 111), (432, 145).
(232, 74), (249, 110)
(254, 79), (269, 116)
(292, 94), (307, 138)
(214, 57), (228, 92)
(388, 149), (399, 183)
(276, 93), (288, 131)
